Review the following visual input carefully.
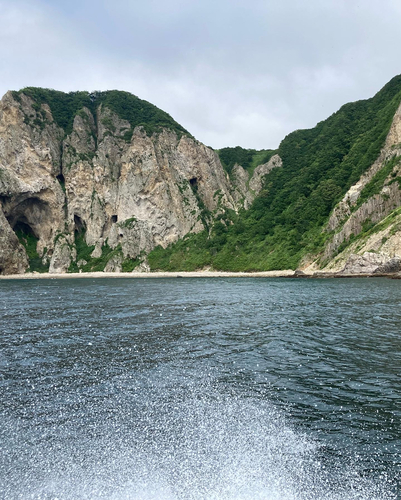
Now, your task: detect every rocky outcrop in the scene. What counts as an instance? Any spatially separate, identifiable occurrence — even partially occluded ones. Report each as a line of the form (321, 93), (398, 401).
(340, 252), (390, 274)
(374, 257), (401, 274)
(0, 91), (66, 273)
(249, 154), (282, 193)
(62, 110), (238, 257)
(230, 164), (253, 209)
(314, 101), (401, 272)
(230, 154), (282, 209)
(336, 252), (401, 275)
(0, 90), (277, 275)
(0, 206), (28, 274)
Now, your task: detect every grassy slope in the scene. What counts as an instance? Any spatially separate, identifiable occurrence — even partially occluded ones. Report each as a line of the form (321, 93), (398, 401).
(149, 75), (401, 271)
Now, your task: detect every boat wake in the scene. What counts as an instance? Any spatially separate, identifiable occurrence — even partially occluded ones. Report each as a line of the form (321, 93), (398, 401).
(1, 372), (395, 500)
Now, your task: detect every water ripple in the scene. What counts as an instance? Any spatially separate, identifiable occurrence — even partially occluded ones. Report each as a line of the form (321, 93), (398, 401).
(0, 277), (400, 499)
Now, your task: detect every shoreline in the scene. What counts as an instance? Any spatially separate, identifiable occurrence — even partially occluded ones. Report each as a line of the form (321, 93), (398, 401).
(0, 270), (295, 280)
(0, 270), (401, 280)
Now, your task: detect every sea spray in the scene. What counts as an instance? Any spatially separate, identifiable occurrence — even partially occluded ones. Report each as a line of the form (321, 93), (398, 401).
(0, 277), (399, 499)
(1, 373), (395, 499)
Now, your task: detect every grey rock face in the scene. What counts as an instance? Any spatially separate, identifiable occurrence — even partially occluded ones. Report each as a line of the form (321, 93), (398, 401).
(373, 257), (401, 274)
(0, 206), (28, 274)
(341, 252), (390, 274)
(0, 91), (65, 274)
(2, 91), (278, 274)
(249, 154), (282, 194)
(230, 154), (282, 209)
(49, 235), (75, 274)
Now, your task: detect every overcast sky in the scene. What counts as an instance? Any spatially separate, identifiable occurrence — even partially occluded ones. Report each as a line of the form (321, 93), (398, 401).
(1, 0), (401, 149)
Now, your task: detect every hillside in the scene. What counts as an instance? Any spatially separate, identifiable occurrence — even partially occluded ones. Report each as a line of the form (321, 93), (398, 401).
(0, 87), (271, 274)
(2, 78), (401, 275)
(149, 76), (401, 272)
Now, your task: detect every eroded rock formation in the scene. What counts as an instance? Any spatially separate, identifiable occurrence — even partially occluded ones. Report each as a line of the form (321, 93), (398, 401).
(0, 90), (276, 274)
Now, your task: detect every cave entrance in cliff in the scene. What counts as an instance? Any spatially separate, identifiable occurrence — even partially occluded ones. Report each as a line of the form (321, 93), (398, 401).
(13, 220), (37, 239)
(6, 197), (48, 231)
(12, 220), (39, 254)
(189, 177), (198, 187)
(74, 215), (86, 234)
(111, 215), (118, 223)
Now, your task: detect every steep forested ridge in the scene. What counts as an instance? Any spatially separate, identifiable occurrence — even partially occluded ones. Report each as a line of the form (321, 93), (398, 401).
(217, 146), (276, 177)
(149, 76), (401, 271)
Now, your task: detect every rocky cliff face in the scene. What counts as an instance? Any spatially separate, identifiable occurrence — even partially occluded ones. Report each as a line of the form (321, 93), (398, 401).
(0, 90), (274, 274)
(230, 154), (282, 209)
(6, 83), (401, 277)
(306, 101), (401, 274)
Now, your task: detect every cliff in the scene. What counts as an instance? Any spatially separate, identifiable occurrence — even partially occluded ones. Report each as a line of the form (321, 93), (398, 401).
(0, 88), (274, 274)
(306, 99), (401, 274)
(3, 77), (401, 276)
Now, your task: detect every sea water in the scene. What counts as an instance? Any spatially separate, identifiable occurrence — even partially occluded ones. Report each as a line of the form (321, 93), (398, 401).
(0, 277), (400, 499)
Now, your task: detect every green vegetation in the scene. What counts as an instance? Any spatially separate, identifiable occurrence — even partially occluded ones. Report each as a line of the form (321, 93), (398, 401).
(68, 232), (117, 272)
(68, 231), (140, 272)
(15, 226), (49, 273)
(217, 147), (276, 176)
(356, 156), (401, 208)
(14, 88), (95, 135)
(99, 90), (189, 139)
(101, 116), (116, 133)
(149, 76), (401, 271)
(121, 258), (140, 272)
(13, 88), (190, 139)
(148, 232), (211, 272)
(120, 217), (137, 228)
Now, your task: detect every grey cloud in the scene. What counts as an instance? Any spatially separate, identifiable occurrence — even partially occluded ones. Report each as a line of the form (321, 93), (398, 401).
(1, 0), (401, 149)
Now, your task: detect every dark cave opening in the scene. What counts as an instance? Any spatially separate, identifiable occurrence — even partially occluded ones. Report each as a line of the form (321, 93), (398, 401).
(5, 197), (50, 232)
(189, 177), (198, 187)
(57, 174), (66, 194)
(14, 220), (36, 238)
(111, 215), (118, 223)
(13, 219), (48, 272)
(74, 215), (86, 234)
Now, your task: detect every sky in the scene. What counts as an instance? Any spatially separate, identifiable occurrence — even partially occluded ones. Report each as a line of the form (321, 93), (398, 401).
(1, 0), (401, 150)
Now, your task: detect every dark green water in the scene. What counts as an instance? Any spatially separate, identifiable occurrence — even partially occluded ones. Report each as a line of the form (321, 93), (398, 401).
(0, 277), (400, 499)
